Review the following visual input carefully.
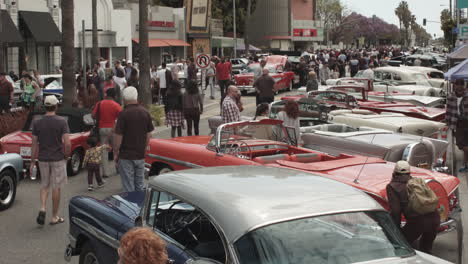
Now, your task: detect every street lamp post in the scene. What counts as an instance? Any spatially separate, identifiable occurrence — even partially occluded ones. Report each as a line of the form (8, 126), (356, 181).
(233, 0), (237, 58)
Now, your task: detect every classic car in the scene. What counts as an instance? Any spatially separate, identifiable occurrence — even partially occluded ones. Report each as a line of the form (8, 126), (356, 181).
(405, 54), (447, 71)
(300, 123), (448, 170)
(327, 109), (446, 137)
(0, 107), (92, 176)
(65, 166), (454, 264)
(285, 87), (447, 122)
(403, 66), (447, 89)
(230, 58), (249, 75)
(325, 87), (446, 121)
(269, 97), (333, 127)
(145, 119), (460, 233)
(157, 63), (201, 87)
(234, 55), (295, 94)
(327, 67), (445, 97)
(0, 153), (24, 211)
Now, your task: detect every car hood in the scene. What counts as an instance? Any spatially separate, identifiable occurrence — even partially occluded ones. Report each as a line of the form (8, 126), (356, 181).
(269, 156), (459, 199)
(103, 191), (146, 221)
(1, 131), (32, 145)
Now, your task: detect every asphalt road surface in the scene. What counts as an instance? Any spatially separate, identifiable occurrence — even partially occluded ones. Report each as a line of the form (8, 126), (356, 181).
(0, 89), (459, 264)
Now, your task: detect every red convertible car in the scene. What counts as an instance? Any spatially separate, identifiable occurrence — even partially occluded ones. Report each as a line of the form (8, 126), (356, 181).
(0, 107), (92, 176)
(145, 119), (460, 233)
(284, 84), (446, 122)
(234, 55), (295, 95)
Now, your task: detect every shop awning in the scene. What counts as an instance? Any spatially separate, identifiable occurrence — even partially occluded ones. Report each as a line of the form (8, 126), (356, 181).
(19, 11), (61, 45)
(0, 10), (23, 46)
(162, 39), (191, 47)
(133, 38), (190, 47)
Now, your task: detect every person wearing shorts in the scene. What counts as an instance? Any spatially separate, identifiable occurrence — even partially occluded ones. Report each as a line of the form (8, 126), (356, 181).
(30, 96), (71, 225)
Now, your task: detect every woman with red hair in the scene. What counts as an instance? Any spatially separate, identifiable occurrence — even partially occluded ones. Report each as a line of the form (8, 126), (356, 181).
(277, 100), (301, 144)
(118, 227), (168, 264)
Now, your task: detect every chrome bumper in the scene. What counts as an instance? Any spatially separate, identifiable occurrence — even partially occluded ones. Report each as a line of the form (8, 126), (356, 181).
(238, 85), (255, 93)
(439, 206), (461, 235)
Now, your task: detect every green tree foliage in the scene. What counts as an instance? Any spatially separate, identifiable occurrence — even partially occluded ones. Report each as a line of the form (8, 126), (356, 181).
(316, 0), (346, 43)
(440, 9), (467, 47)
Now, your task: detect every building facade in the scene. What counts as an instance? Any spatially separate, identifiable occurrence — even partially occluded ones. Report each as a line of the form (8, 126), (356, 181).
(74, 0), (132, 69)
(246, 0), (323, 51)
(1, 0), (61, 74)
(130, 4), (188, 67)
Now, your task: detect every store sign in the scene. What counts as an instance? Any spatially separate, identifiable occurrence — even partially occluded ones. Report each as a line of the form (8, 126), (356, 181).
(293, 29), (318, 37)
(190, 0), (209, 30)
(148, 21), (175, 28)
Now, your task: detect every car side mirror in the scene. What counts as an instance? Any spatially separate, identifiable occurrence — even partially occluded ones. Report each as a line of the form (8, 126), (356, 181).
(83, 114), (95, 126)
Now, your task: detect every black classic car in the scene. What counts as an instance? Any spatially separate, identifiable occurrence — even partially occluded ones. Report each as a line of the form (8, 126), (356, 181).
(64, 166), (451, 264)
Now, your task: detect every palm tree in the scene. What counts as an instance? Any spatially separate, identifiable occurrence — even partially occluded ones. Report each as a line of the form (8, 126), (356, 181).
(243, 0), (251, 56)
(138, 0), (151, 105)
(92, 0), (100, 64)
(61, 0), (76, 107)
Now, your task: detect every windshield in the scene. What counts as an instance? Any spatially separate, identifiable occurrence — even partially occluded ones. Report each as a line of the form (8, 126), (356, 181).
(235, 211), (414, 264)
(208, 122), (295, 150)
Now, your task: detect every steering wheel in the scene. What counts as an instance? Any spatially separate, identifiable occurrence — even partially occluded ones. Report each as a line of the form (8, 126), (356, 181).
(162, 201), (202, 243)
(226, 140), (253, 160)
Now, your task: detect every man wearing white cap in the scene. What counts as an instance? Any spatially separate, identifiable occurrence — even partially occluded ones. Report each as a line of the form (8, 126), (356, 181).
(114, 87), (154, 191)
(386, 160), (440, 254)
(30, 95), (71, 226)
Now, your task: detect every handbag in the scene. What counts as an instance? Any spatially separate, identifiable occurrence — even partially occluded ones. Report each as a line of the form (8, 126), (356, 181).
(90, 102), (101, 139)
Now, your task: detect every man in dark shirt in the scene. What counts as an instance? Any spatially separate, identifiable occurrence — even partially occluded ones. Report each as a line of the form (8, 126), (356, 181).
(187, 58), (198, 82)
(386, 161), (440, 254)
(30, 96), (71, 225)
(0, 72), (14, 113)
(114, 86), (154, 192)
(253, 68), (275, 104)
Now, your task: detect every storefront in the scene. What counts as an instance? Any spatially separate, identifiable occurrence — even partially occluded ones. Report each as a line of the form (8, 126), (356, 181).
(0, 9), (24, 72)
(2, 0), (62, 74)
(130, 5), (188, 67)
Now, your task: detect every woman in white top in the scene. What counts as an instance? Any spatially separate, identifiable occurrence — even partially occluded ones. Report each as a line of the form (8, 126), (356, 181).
(276, 100), (301, 144)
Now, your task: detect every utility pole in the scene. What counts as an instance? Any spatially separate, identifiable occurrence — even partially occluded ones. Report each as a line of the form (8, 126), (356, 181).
(0, 9), (4, 73)
(82, 20), (87, 95)
(233, 0), (237, 58)
(450, 0), (453, 18)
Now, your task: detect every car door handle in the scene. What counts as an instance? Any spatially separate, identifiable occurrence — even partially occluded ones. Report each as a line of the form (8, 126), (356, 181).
(167, 259), (175, 264)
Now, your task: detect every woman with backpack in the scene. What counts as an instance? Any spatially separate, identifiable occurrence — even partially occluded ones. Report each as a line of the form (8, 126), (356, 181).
(386, 160), (440, 254)
(183, 80), (203, 136)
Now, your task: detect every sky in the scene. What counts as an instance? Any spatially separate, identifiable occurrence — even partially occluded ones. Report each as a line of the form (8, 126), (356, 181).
(341, 0), (449, 38)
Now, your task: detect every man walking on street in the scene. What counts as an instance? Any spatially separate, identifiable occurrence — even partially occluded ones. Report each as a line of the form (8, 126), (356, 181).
(0, 72), (14, 113)
(31, 96), (71, 225)
(254, 68), (275, 104)
(114, 87), (154, 192)
(156, 63), (168, 104)
(187, 58), (198, 82)
(216, 57), (232, 101)
(222, 85), (241, 124)
(92, 88), (121, 178)
(446, 79), (468, 172)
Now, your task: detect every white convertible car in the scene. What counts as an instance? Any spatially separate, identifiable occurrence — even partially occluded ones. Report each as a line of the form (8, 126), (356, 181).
(301, 124), (448, 170)
(403, 66), (447, 89)
(327, 109), (446, 137)
(326, 67), (445, 97)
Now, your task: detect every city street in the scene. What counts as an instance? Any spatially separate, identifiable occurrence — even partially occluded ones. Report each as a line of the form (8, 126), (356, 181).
(0, 89), (461, 264)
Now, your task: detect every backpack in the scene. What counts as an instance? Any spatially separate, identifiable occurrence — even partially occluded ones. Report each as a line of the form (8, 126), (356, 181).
(406, 177), (439, 215)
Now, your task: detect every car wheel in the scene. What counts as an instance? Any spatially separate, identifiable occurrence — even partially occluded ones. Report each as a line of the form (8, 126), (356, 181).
(241, 90), (248, 96)
(79, 242), (101, 264)
(67, 149), (83, 176)
(156, 165), (173, 176)
(0, 170), (16, 211)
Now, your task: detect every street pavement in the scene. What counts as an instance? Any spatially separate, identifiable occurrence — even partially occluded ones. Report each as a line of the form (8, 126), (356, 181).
(0, 87), (461, 264)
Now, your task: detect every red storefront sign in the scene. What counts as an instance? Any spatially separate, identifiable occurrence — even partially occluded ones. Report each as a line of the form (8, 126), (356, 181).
(148, 21), (175, 28)
(293, 28), (317, 37)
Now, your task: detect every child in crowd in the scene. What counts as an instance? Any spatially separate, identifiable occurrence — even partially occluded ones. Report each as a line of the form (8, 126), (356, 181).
(82, 137), (109, 191)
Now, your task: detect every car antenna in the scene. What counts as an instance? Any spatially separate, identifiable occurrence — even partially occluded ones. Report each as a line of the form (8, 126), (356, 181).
(353, 134), (377, 184)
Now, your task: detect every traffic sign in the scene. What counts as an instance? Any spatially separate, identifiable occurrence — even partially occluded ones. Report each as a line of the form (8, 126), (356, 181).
(196, 54), (210, 69)
(459, 25), (468, 39)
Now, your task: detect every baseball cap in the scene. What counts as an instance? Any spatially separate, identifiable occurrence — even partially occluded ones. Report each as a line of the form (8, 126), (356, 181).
(44, 95), (59, 106)
(394, 160), (410, 174)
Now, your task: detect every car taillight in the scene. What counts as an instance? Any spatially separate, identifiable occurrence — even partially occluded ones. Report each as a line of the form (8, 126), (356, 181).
(448, 193), (459, 211)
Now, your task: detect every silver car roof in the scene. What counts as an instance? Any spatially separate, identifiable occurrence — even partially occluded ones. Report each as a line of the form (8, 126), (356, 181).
(149, 166), (383, 243)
